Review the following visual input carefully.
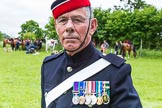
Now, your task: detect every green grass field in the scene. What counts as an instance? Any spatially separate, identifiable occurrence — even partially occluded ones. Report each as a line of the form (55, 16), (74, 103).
(127, 58), (162, 108)
(0, 46), (162, 108)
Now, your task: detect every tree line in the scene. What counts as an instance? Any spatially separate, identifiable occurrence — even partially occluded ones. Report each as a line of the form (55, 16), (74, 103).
(1, 0), (162, 50)
(93, 7), (162, 50)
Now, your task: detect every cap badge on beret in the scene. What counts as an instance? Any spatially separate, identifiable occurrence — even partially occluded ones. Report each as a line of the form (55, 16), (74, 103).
(51, 0), (91, 19)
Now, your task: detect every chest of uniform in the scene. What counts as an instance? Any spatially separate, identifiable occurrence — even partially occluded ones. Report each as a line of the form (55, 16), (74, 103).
(54, 81), (111, 108)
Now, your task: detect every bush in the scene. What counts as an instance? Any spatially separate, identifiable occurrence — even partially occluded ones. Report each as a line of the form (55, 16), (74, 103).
(138, 49), (162, 59)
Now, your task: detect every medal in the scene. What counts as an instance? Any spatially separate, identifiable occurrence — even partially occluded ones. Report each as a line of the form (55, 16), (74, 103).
(91, 95), (97, 105)
(96, 81), (103, 105)
(102, 81), (110, 104)
(85, 95), (91, 105)
(102, 93), (109, 104)
(97, 97), (103, 105)
(79, 81), (86, 105)
(72, 95), (80, 105)
(79, 96), (85, 104)
(91, 81), (97, 105)
(72, 82), (79, 105)
(85, 81), (92, 105)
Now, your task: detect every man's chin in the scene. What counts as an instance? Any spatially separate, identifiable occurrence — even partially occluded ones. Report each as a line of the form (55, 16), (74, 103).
(65, 47), (77, 51)
(64, 44), (79, 49)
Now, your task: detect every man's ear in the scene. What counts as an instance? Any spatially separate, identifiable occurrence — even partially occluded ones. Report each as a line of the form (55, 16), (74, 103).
(90, 18), (98, 35)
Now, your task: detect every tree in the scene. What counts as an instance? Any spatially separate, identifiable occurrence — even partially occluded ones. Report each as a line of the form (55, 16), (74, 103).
(0, 31), (3, 41)
(23, 32), (36, 41)
(44, 16), (58, 39)
(93, 8), (111, 45)
(132, 6), (160, 49)
(19, 20), (43, 40)
(119, 0), (147, 10)
(0, 31), (11, 41)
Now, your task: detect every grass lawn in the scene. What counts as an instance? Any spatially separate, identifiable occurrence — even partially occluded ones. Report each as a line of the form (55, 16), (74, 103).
(0, 48), (49, 108)
(127, 58), (162, 108)
(0, 46), (162, 108)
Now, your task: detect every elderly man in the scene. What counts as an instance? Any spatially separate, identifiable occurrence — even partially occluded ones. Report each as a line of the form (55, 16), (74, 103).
(41, 0), (142, 108)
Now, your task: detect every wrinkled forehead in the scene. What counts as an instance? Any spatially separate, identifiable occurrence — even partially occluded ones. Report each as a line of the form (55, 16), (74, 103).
(51, 0), (91, 19)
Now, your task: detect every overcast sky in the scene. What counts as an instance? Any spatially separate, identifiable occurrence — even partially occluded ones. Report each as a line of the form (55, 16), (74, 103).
(0, 0), (161, 37)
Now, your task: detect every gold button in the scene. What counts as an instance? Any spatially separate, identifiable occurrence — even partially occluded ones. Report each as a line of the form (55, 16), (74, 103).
(67, 66), (72, 72)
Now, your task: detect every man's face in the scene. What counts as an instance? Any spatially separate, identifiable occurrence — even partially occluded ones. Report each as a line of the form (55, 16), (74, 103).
(55, 7), (96, 55)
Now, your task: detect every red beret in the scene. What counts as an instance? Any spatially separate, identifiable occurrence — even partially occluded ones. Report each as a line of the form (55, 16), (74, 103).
(51, 0), (91, 19)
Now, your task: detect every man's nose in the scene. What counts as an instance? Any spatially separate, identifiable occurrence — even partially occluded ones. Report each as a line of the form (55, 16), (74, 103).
(65, 19), (75, 33)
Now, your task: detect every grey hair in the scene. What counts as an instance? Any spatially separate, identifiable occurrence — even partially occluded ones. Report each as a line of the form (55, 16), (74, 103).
(85, 6), (94, 18)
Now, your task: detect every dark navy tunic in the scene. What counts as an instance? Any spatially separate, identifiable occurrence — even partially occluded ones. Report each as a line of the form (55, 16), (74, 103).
(41, 42), (142, 108)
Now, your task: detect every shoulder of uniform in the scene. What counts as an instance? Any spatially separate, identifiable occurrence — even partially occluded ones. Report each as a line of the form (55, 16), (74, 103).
(43, 52), (63, 63)
(103, 53), (126, 67)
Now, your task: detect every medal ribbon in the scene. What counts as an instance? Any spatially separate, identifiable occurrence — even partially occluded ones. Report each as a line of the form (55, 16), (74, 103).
(91, 81), (96, 94)
(87, 81), (91, 94)
(73, 82), (79, 96)
(102, 81), (110, 104)
(96, 81), (98, 97)
(79, 81), (86, 96)
(100, 81), (103, 96)
(98, 81), (103, 96)
(105, 81), (110, 96)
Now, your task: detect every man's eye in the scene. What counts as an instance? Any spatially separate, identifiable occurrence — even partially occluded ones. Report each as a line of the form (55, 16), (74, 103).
(73, 18), (83, 23)
(58, 18), (67, 23)
(56, 17), (86, 25)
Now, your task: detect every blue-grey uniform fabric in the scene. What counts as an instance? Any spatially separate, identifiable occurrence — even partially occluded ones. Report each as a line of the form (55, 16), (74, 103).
(41, 42), (142, 108)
